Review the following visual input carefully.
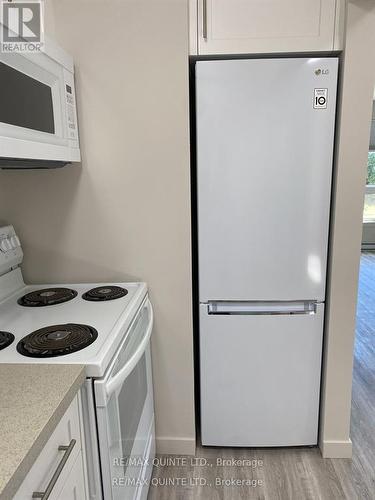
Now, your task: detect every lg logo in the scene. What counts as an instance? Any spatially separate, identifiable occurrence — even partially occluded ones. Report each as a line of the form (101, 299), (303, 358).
(1, 1), (43, 52)
(315, 68), (330, 76)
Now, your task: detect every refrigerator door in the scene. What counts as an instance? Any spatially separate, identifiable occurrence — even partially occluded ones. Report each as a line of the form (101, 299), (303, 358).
(196, 57), (338, 302)
(199, 302), (324, 446)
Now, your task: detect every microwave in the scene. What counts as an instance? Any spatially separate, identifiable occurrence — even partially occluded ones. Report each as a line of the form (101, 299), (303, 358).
(0, 35), (80, 168)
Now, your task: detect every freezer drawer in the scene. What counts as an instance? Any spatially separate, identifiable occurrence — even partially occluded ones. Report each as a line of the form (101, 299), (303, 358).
(196, 57), (338, 302)
(199, 302), (324, 446)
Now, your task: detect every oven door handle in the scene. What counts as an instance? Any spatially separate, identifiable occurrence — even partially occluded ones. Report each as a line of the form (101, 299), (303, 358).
(105, 301), (154, 398)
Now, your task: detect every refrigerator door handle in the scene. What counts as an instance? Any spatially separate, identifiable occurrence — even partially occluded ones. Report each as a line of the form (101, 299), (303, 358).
(207, 301), (318, 315)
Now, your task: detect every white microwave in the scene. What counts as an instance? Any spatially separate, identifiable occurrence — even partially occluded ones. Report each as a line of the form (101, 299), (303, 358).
(0, 35), (80, 168)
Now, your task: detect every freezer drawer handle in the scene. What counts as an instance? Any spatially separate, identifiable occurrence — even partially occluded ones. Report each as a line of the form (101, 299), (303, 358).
(207, 301), (318, 315)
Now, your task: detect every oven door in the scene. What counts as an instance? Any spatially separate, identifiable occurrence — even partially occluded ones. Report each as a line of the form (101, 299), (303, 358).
(0, 44), (79, 164)
(94, 297), (154, 500)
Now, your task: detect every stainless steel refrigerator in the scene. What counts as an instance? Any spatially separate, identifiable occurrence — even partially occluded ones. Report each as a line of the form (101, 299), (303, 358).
(195, 57), (338, 446)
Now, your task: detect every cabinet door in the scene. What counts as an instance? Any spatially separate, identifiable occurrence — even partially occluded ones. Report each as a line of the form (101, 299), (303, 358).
(56, 452), (86, 500)
(196, 0), (339, 54)
(14, 395), (82, 500)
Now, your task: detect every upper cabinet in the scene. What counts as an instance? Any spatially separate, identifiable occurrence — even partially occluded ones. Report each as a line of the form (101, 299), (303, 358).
(189, 0), (345, 55)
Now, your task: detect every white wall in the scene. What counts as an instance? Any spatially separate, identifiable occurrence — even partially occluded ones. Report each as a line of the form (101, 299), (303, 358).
(320, 0), (375, 458)
(0, 0), (196, 455)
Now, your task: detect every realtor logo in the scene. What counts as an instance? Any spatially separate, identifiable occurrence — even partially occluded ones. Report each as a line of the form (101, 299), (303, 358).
(1, 1), (44, 52)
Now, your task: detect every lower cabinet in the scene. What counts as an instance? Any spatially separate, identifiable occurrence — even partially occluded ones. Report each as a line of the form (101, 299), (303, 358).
(14, 393), (88, 500)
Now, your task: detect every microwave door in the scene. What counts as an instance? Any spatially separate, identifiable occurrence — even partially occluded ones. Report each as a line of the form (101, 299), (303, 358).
(0, 61), (55, 134)
(0, 56), (64, 141)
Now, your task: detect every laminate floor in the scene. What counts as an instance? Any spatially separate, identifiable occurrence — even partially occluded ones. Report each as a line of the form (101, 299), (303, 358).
(149, 253), (375, 500)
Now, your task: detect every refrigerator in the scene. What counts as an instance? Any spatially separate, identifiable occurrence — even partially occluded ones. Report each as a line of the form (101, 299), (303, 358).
(195, 57), (338, 447)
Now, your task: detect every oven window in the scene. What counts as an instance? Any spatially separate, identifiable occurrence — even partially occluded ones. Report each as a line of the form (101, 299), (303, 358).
(0, 62), (55, 133)
(118, 353), (147, 475)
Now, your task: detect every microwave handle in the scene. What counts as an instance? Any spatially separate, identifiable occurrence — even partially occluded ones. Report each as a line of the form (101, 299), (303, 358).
(105, 300), (153, 398)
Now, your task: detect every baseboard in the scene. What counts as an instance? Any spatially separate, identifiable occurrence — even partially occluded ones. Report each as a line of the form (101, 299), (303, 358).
(320, 439), (352, 458)
(155, 436), (196, 456)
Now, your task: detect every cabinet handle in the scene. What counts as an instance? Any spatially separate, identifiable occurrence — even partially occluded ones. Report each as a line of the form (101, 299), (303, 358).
(32, 439), (76, 499)
(202, 0), (207, 39)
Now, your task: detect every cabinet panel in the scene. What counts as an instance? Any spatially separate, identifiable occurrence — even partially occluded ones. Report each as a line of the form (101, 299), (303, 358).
(193, 0), (342, 54)
(14, 395), (85, 500)
(56, 452), (86, 500)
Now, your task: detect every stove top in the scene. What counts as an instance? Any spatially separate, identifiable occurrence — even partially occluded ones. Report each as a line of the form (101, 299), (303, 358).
(82, 285), (128, 302)
(18, 287), (78, 307)
(0, 269), (147, 377)
(17, 323), (98, 358)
